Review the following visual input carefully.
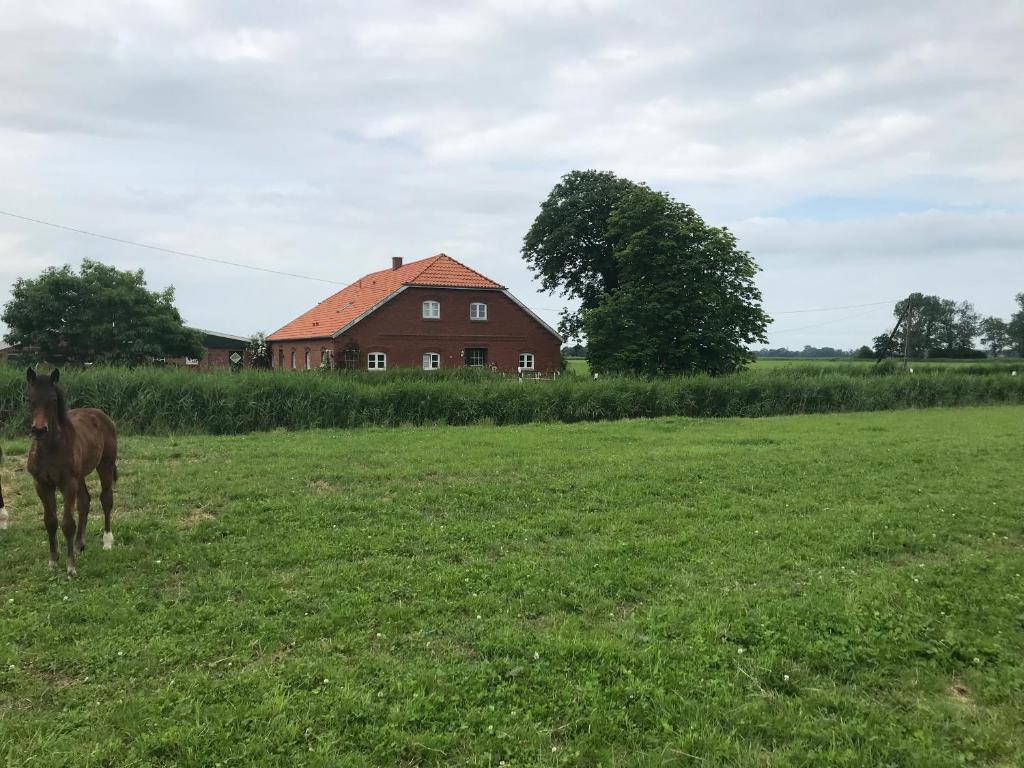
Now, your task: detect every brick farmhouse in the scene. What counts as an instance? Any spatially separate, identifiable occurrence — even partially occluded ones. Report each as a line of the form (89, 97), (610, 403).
(267, 254), (562, 373)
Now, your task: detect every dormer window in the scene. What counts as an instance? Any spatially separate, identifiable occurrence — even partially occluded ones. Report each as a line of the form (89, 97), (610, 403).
(470, 302), (487, 321)
(422, 300), (440, 319)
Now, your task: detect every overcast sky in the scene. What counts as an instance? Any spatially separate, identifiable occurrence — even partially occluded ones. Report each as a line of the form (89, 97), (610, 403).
(1, 0), (1022, 349)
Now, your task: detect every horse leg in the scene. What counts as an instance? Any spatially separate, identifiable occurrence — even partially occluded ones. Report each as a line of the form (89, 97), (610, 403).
(99, 462), (115, 550)
(61, 481), (78, 578)
(35, 482), (59, 568)
(75, 479), (90, 554)
(0, 479), (7, 530)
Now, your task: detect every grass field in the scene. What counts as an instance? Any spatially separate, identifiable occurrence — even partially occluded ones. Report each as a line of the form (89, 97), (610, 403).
(1, 406), (1023, 766)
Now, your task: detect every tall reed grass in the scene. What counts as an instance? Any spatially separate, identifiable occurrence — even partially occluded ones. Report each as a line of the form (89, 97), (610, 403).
(1, 364), (1021, 436)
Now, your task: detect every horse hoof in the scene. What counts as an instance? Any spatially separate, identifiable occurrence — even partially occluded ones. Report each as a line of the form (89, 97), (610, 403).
(48, 559), (58, 570)
(66, 568), (76, 579)
(103, 532), (114, 550)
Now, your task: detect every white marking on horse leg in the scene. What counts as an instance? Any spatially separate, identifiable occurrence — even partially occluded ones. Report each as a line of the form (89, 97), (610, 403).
(0, 506), (8, 530)
(103, 531), (114, 550)
(67, 565), (76, 579)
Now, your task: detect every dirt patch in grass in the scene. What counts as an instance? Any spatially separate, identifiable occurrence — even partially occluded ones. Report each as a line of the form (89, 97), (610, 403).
(179, 505), (216, 528)
(948, 681), (974, 707)
(306, 479), (340, 494)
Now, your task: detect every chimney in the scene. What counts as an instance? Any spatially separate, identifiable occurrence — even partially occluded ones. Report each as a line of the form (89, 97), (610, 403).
(392, 257), (403, 271)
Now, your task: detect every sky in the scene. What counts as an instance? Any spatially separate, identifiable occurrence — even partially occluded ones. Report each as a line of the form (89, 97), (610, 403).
(0, 0), (1022, 350)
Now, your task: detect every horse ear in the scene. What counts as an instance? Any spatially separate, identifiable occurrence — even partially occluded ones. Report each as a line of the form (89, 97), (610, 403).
(26, 367), (36, 383)
(50, 368), (60, 384)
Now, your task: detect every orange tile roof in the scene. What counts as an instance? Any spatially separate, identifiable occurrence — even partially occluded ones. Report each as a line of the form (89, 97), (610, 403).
(268, 253), (504, 341)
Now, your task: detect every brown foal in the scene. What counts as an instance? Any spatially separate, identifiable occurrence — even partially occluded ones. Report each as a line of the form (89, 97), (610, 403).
(26, 368), (118, 577)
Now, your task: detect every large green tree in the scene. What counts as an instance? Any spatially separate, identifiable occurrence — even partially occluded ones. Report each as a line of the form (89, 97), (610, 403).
(2, 259), (204, 364)
(883, 293), (980, 358)
(522, 170), (641, 340)
(523, 171), (769, 375)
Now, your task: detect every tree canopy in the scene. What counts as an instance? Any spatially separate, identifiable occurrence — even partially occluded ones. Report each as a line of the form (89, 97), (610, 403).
(2, 260), (204, 365)
(1009, 293), (1024, 355)
(522, 171), (769, 375)
(877, 293), (980, 359)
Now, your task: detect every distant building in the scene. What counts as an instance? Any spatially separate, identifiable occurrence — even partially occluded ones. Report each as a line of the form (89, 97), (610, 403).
(268, 254), (562, 373)
(2, 329), (250, 370)
(167, 329), (252, 371)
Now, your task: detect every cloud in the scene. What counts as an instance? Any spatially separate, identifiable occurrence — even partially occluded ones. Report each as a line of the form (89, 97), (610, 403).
(0, 0), (1021, 350)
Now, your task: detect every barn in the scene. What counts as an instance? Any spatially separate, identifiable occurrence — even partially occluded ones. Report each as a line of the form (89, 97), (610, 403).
(267, 254), (562, 373)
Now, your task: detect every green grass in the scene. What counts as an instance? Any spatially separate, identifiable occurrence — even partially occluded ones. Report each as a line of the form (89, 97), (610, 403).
(1, 406), (1022, 766)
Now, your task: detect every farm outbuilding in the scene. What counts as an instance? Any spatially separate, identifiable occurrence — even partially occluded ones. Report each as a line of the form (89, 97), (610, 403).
(267, 254), (562, 373)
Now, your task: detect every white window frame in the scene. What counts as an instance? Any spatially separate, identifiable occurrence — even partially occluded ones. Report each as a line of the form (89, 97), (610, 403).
(465, 348), (487, 367)
(422, 352), (440, 370)
(470, 302), (488, 321)
(290, 350), (296, 370)
(518, 352), (535, 371)
(367, 352), (387, 371)
(422, 300), (440, 319)
(305, 349), (311, 370)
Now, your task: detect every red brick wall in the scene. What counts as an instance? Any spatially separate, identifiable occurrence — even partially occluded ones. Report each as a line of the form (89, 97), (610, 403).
(167, 346), (245, 370)
(270, 288), (561, 373)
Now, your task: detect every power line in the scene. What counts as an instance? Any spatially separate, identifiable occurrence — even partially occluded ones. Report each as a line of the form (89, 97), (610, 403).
(770, 306), (891, 335)
(771, 299), (896, 314)
(0, 209), (347, 286)
(1, 208), (901, 322)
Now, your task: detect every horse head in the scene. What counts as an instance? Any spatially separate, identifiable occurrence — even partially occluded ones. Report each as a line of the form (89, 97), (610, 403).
(26, 368), (66, 440)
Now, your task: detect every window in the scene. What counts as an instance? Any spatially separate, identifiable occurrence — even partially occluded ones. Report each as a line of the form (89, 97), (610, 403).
(278, 348), (284, 369)
(367, 352), (387, 370)
(342, 347), (359, 369)
(422, 352), (440, 370)
(470, 302), (487, 320)
(304, 349), (311, 370)
(518, 353), (535, 371)
(464, 348), (487, 367)
(422, 300), (440, 319)
(290, 350), (296, 370)
(185, 357), (200, 367)
(320, 349), (331, 369)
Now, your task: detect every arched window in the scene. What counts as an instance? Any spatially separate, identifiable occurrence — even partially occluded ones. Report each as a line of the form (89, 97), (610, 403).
(290, 350), (296, 370)
(278, 348), (284, 369)
(422, 300), (440, 319)
(304, 349), (311, 370)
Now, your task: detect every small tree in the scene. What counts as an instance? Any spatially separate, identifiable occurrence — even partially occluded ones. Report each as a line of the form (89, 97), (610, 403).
(1009, 293), (1024, 356)
(249, 332), (273, 369)
(854, 345), (874, 359)
(979, 317), (1011, 357)
(2, 260), (203, 364)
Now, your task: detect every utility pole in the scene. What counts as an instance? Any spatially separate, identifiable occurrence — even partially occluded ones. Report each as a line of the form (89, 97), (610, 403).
(902, 296), (913, 369)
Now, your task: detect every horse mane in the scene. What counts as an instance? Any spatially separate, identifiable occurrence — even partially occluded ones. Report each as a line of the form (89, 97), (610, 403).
(54, 384), (70, 424)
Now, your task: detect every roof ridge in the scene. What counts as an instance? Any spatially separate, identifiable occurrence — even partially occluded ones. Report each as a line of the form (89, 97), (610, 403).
(438, 253), (499, 286)
(402, 253), (444, 284)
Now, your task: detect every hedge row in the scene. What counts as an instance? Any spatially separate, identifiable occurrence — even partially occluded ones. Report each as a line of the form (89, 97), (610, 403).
(2, 365), (1022, 436)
